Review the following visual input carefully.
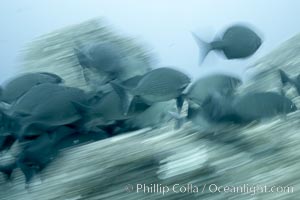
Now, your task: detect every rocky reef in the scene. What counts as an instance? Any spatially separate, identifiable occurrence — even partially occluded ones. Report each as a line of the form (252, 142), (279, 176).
(1, 20), (300, 200)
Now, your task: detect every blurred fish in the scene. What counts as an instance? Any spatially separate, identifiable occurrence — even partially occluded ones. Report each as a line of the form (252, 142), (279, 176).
(121, 75), (144, 88)
(0, 72), (63, 104)
(200, 92), (237, 123)
(185, 74), (242, 106)
(279, 69), (300, 95)
(117, 55), (152, 81)
(0, 125), (108, 185)
(11, 126), (76, 184)
(74, 41), (122, 81)
(111, 67), (190, 115)
(124, 101), (176, 129)
(169, 97), (230, 130)
(192, 24), (262, 64)
(10, 83), (86, 116)
(200, 92), (297, 124)
(83, 90), (150, 123)
(12, 85), (89, 139)
(233, 92), (297, 122)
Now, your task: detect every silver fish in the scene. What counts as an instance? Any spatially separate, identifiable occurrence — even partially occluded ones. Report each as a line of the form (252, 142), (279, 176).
(111, 67), (190, 115)
(75, 42), (122, 76)
(186, 74), (242, 106)
(88, 90), (150, 122)
(11, 84), (89, 139)
(0, 72), (63, 104)
(10, 83), (83, 116)
(124, 101), (176, 129)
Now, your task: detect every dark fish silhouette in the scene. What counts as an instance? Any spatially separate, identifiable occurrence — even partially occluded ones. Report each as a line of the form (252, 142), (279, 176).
(124, 101), (176, 129)
(192, 24), (262, 64)
(0, 125), (109, 184)
(10, 83), (67, 115)
(232, 92), (297, 122)
(0, 126), (76, 184)
(10, 84), (89, 139)
(186, 74), (242, 106)
(83, 90), (150, 123)
(111, 67), (190, 115)
(200, 92), (236, 123)
(74, 42), (122, 79)
(11, 84), (88, 115)
(0, 134), (15, 152)
(182, 91), (296, 126)
(200, 92), (297, 124)
(0, 72), (63, 104)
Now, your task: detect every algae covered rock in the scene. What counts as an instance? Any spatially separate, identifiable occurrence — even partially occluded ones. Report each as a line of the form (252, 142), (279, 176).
(19, 18), (156, 91)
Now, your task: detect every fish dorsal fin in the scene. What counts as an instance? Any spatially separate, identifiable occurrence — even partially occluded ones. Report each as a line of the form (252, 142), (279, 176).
(110, 81), (134, 115)
(278, 69), (291, 85)
(39, 72), (64, 83)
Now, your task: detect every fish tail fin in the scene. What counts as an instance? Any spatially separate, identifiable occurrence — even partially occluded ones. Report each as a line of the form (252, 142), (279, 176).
(279, 69), (292, 85)
(39, 72), (64, 84)
(110, 81), (134, 115)
(168, 111), (186, 129)
(0, 162), (17, 180)
(176, 95), (185, 113)
(191, 32), (212, 66)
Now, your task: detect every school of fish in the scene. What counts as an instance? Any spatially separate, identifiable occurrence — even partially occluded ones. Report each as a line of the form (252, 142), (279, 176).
(0, 23), (297, 187)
